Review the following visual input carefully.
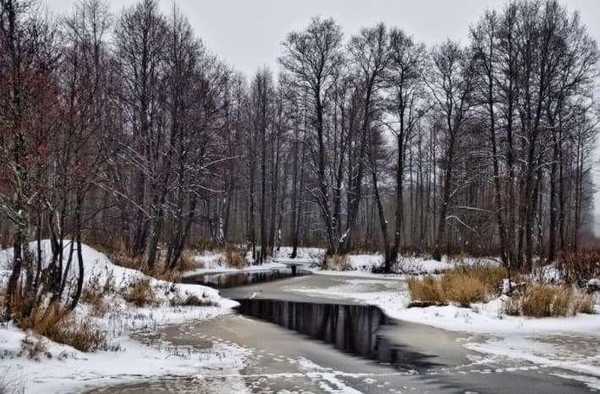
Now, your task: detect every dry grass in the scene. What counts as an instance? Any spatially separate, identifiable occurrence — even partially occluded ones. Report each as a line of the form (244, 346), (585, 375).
(223, 245), (245, 269)
(503, 296), (521, 316)
(573, 292), (595, 314)
(324, 254), (352, 271)
(123, 278), (156, 307)
(408, 265), (506, 307)
(81, 272), (116, 316)
(20, 334), (50, 360)
(505, 284), (595, 317)
(441, 273), (486, 307)
(109, 251), (142, 270)
(558, 251), (600, 287)
(172, 294), (219, 307)
(0, 372), (24, 394)
(179, 251), (199, 271)
(18, 303), (105, 352)
(81, 285), (109, 317)
(407, 275), (446, 304)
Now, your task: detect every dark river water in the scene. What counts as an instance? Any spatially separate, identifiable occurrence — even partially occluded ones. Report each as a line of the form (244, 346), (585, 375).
(235, 297), (441, 372)
(181, 267), (312, 289)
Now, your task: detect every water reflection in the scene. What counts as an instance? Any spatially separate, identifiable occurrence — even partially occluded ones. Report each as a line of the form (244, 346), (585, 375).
(236, 298), (440, 371)
(182, 268), (311, 289)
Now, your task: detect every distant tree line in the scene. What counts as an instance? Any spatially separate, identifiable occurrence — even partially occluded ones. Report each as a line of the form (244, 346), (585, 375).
(0, 0), (598, 318)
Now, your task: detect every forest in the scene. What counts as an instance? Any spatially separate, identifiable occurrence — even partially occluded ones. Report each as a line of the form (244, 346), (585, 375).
(0, 0), (598, 320)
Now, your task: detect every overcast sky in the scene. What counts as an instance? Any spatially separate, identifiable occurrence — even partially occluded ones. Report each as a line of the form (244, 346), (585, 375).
(46, 0), (600, 75)
(46, 0), (600, 231)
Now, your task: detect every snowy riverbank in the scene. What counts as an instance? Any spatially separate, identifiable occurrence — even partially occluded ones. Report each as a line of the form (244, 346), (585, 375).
(0, 242), (243, 393)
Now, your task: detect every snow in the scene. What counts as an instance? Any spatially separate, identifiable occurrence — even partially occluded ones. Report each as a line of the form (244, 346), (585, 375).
(0, 322), (248, 393)
(0, 240), (243, 393)
(588, 278), (600, 292)
(291, 275), (600, 336)
(288, 272), (600, 391)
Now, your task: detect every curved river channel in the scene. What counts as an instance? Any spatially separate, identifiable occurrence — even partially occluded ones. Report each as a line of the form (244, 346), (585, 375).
(88, 270), (594, 393)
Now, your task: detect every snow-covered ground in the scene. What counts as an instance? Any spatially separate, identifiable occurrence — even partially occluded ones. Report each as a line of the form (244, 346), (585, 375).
(187, 246), (499, 279)
(3, 243), (599, 392)
(0, 241), (243, 393)
(288, 273), (600, 391)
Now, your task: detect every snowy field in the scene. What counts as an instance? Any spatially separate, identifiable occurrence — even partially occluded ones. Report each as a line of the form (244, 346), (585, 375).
(0, 241), (243, 393)
(1, 244), (600, 392)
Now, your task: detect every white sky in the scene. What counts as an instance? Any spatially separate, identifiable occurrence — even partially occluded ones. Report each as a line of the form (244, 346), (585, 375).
(47, 0), (600, 232)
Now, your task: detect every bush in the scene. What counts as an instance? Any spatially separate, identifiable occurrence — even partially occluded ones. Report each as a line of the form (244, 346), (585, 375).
(174, 294), (218, 307)
(109, 251), (142, 270)
(521, 285), (560, 317)
(178, 251), (199, 271)
(441, 272), (486, 307)
(573, 292), (595, 314)
(18, 303), (105, 352)
(124, 278), (156, 307)
(81, 286), (108, 317)
(408, 265), (506, 307)
(558, 251), (600, 287)
(503, 296), (521, 316)
(324, 254), (352, 271)
(506, 284), (595, 317)
(223, 245), (245, 269)
(0, 372), (23, 394)
(20, 334), (50, 360)
(407, 275), (446, 304)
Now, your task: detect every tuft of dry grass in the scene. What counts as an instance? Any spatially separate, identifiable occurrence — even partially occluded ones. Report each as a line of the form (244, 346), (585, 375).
(408, 275), (446, 304)
(109, 251), (142, 270)
(573, 292), (595, 314)
(441, 273), (486, 307)
(20, 334), (50, 360)
(123, 278), (156, 307)
(505, 284), (595, 317)
(178, 251), (199, 272)
(81, 272), (116, 316)
(324, 254), (352, 271)
(0, 371), (24, 394)
(223, 245), (245, 269)
(558, 251), (600, 287)
(408, 265), (506, 307)
(18, 303), (105, 352)
(503, 296), (521, 316)
(81, 285), (109, 317)
(173, 294), (219, 307)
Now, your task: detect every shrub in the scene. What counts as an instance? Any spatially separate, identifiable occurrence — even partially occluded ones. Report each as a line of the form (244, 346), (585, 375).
(462, 265), (507, 296)
(558, 251), (600, 287)
(81, 285), (108, 317)
(572, 292), (595, 314)
(520, 285), (559, 317)
(18, 303), (105, 352)
(179, 251), (199, 271)
(20, 334), (50, 360)
(109, 252), (142, 270)
(506, 285), (596, 317)
(124, 278), (156, 307)
(324, 254), (352, 271)
(0, 372), (23, 394)
(407, 275), (446, 304)
(59, 318), (106, 352)
(441, 272), (486, 307)
(223, 245), (245, 269)
(408, 265), (506, 307)
(503, 296), (521, 316)
(175, 294), (218, 307)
